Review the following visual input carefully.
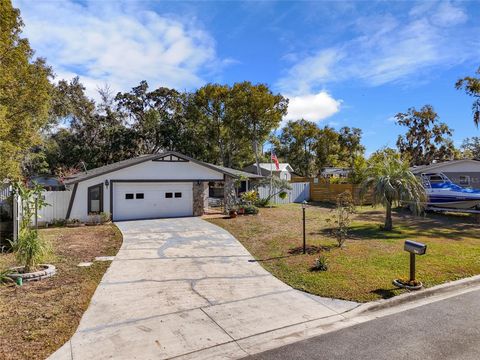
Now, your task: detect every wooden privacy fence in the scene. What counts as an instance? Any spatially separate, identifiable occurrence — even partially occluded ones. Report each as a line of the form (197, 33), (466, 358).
(257, 182), (310, 204)
(291, 178), (372, 204)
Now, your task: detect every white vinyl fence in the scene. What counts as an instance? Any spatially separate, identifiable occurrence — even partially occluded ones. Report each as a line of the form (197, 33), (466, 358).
(257, 182), (310, 205)
(36, 191), (71, 224)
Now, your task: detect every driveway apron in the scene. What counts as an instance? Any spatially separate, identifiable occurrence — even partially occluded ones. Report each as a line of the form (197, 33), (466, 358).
(49, 217), (358, 360)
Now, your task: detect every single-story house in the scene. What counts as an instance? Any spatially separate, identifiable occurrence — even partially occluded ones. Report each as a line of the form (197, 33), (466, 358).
(411, 159), (480, 189)
(321, 167), (352, 179)
(63, 151), (262, 222)
(29, 176), (66, 191)
(243, 163), (294, 181)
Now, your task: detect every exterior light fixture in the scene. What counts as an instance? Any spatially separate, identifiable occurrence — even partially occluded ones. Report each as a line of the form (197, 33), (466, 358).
(104, 179), (110, 188)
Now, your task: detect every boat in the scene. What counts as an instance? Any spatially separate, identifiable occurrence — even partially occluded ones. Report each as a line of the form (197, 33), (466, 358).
(421, 173), (480, 210)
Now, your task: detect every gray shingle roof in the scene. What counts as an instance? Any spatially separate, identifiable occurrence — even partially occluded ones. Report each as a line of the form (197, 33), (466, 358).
(64, 152), (262, 184)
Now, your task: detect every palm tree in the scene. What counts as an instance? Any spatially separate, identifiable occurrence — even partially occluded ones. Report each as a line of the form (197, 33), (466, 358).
(360, 154), (426, 231)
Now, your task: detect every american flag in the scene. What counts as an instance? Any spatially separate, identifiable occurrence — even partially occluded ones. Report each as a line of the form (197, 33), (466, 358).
(271, 151), (280, 171)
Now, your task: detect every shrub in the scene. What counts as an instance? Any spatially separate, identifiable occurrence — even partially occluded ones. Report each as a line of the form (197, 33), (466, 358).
(240, 190), (258, 204)
(278, 191), (288, 199)
(10, 228), (50, 272)
(0, 269), (14, 286)
(244, 205), (259, 215)
(255, 197), (271, 207)
(311, 255), (328, 271)
(100, 212), (111, 223)
(51, 218), (67, 227)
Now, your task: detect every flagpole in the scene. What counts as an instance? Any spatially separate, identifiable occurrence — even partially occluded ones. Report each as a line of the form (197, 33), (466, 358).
(270, 147), (273, 206)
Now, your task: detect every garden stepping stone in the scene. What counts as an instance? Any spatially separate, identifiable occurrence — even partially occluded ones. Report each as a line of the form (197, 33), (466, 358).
(94, 256), (115, 262)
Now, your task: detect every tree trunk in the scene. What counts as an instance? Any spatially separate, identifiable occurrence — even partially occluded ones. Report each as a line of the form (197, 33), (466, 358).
(384, 201), (393, 231)
(254, 139), (261, 175)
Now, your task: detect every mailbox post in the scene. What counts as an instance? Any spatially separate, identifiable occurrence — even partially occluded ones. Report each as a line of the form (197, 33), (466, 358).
(394, 240), (427, 290)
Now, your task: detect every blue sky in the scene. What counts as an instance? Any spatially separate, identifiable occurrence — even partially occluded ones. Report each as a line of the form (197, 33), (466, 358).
(14, 0), (480, 154)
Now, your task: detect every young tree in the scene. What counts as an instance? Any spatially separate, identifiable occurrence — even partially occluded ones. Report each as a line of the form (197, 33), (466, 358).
(277, 119), (320, 176)
(395, 105), (456, 166)
(456, 67), (480, 127)
(360, 151), (426, 231)
(0, 0), (53, 180)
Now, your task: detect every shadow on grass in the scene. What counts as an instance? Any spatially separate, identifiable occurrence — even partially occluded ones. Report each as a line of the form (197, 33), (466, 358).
(248, 254), (296, 262)
(349, 225), (406, 240)
(307, 201), (336, 209)
(355, 207), (479, 240)
(288, 244), (337, 255)
(370, 287), (398, 299)
(314, 225), (406, 241)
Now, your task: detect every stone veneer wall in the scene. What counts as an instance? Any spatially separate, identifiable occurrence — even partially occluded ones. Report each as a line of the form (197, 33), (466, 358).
(223, 176), (236, 213)
(193, 182), (209, 216)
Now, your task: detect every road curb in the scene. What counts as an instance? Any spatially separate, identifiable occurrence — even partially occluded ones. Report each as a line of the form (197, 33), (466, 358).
(347, 274), (480, 316)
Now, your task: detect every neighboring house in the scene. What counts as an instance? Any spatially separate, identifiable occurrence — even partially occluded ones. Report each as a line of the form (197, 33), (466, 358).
(63, 151), (261, 222)
(411, 159), (480, 189)
(243, 163), (294, 181)
(321, 167), (352, 179)
(29, 176), (66, 191)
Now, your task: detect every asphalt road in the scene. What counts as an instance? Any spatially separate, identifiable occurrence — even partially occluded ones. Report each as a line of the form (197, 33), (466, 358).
(246, 289), (480, 360)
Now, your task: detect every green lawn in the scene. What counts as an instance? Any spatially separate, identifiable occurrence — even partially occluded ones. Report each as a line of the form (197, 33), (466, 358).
(207, 203), (480, 302)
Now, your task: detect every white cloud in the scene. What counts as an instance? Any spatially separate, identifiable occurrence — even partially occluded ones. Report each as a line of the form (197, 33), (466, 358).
(283, 91), (341, 125)
(14, 0), (220, 98)
(276, 49), (343, 95)
(277, 1), (478, 93)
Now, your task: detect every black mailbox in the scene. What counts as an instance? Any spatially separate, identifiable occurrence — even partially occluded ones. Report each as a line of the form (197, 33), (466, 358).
(404, 240), (427, 255)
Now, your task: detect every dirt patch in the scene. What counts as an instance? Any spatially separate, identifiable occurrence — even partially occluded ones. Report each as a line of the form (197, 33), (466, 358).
(0, 224), (122, 360)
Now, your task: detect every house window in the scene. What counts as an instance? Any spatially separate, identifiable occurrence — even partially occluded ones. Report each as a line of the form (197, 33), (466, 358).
(136, 193), (144, 199)
(175, 192), (182, 198)
(125, 193), (134, 200)
(165, 192), (173, 198)
(88, 184), (103, 214)
(459, 176), (470, 185)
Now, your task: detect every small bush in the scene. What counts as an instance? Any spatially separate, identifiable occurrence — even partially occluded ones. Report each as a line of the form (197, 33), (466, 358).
(244, 205), (259, 215)
(10, 229), (50, 272)
(311, 255), (328, 271)
(100, 212), (111, 223)
(240, 191), (258, 204)
(0, 269), (14, 286)
(51, 218), (67, 227)
(255, 197), (270, 207)
(278, 191), (288, 199)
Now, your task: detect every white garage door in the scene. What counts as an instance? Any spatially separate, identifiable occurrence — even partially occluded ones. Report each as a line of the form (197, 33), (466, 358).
(113, 182), (193, 221)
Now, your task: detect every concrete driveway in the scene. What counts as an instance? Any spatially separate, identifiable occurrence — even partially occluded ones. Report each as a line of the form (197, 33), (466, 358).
(50, 217), (358, 360)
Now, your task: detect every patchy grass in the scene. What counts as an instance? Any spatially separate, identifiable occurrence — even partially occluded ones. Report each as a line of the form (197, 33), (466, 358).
(208, 204), (480, 302)
(0, 225), (122, 360)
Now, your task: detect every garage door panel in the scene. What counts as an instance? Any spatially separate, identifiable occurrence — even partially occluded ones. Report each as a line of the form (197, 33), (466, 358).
(113, 182), (193, 221)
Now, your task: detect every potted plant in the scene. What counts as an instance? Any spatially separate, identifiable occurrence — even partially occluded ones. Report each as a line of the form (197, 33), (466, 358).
(229, 207), (238, 218)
